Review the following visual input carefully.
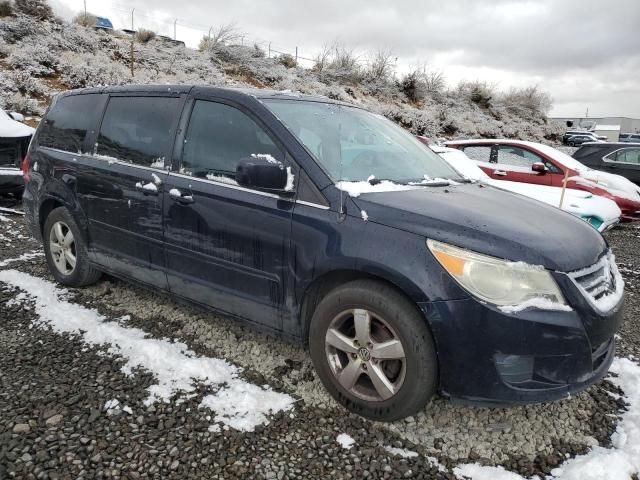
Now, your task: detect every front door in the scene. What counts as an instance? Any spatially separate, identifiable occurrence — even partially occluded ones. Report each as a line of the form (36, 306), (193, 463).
(604, 148), (640, 184)
(82, 95), (184, 288)
(163, 98), (294, 330)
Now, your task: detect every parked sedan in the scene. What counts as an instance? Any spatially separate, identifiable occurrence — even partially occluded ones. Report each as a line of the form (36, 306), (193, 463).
(566, 135), (602, 147)
(573, 142), (640, 185)
(562, 130), (601, 145)
(445, 139), (640, 221)
(619, 133), (640, 143)
(431, 146), (621, 232)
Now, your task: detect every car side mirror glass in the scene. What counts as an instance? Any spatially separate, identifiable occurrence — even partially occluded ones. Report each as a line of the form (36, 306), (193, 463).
(235, 156), (294, 194)
(9, 112), (25, 122)
(531, 162), (547, 173)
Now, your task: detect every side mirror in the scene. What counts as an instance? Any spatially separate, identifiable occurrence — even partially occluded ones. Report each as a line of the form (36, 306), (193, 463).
(235, 156), (294, 194)
(531, 162), (547, 173)
(9, 112), (25, 122)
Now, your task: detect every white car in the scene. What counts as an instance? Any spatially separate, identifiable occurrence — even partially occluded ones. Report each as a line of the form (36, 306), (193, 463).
(0, 109), (35, 196)
(431, 146), (621, 232)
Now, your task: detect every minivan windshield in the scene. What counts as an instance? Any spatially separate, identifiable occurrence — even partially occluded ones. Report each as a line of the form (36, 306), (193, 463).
(264, 99), (461, 184)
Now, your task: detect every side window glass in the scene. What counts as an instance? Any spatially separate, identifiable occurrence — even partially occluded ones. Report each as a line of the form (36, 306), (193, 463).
(461, 146), (492, 163)
(39, 94), (103, 153)
(496, 146), (543, 168)
(614, 149), (640, 164)
(181, 100), (283, 184)
(96, 96), (181, 169)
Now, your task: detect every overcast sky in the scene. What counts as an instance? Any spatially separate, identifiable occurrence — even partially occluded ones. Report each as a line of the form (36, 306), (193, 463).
(52, 0), (640, 118)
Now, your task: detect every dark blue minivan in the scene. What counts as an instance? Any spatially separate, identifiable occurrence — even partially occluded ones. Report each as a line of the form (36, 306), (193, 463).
(22, 86), (625, 420)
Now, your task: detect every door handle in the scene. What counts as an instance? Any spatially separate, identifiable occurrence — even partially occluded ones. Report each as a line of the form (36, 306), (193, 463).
(135, 181), (159, 195)
(169, 188), (194, 204)
(493, 170), (508, 176)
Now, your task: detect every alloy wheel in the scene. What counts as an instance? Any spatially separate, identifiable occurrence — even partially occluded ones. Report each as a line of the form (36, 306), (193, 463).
(49, 221), (77, 275)
(325, 308), (406, 402)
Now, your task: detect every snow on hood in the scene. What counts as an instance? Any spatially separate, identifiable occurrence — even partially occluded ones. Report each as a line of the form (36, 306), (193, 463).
(0, 109), (35, 138)
(335, 179), (421, 197)
(489, 180), (622, 222)
(533, 143), (640, 201)
(432, 146), (489, 182)
(433, 145), (621, 223)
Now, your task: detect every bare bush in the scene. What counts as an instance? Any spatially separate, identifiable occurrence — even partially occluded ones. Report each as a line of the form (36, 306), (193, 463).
(73, 12), (96, 28)
(10, 69), (48, 96)
(199, 22), (241, 52)
(399, 67), (445, 103)
(317, 43), (362, 84)
(312, 44), (332, 73)
(0, 0), (14, 17)
(502, 85), (553, 116)
(14, 0), (52, 20)
(458, 80), (495, 109)
(365, 48), (396, 80)
(7, 43), (57, 76)
(278, 53), (297, 69)
(135, 29), (156, 44)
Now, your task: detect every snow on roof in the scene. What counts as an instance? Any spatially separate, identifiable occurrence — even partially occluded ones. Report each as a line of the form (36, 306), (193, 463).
(0, 109), (35, 138)
(594, 125), (621, 131)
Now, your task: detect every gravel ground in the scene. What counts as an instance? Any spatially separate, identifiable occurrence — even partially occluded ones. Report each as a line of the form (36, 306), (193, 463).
(0, 197), (636, 479)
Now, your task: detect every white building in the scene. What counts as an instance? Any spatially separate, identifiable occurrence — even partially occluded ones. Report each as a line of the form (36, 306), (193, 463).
(594, 124), (621, 142)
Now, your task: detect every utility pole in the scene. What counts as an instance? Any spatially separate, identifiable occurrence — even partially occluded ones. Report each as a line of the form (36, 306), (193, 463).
(295, 46), (298, 63)
(268, 42), (271, 58)
(83, 0), (86, 16)
(174, 19), (177, 40)
(130, 8), (135, 78)
(208, 26), (213, 40)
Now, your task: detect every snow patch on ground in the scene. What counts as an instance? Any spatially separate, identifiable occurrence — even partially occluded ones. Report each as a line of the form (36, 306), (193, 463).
(454, 357), (640, 480)
(0, 270), (295, 432)
(385, 446), (418, 458)
(336, 433), (355, 449)
(0, 251), (44, 268)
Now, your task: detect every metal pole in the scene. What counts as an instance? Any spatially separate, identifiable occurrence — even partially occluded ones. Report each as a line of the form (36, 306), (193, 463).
(130, 8), (135, 78)
(83, 0), (86, 16)
(174, 19), (177, 40)
(241, 35), (244, 46)
(268, 42), (271, 58)
(295, 46), (298, 63)
(208, 26), (212, 40)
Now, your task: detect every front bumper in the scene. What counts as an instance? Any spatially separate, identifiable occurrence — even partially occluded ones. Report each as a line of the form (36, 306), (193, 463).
(0, 168), (24, 194)
(420, 291), (623, 406)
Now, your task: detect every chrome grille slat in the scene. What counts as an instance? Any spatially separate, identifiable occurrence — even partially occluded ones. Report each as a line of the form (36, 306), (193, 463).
(568, 251), (622, 314)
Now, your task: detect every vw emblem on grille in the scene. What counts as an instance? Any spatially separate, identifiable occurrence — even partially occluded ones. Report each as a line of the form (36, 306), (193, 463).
(358, 347), (371, 362)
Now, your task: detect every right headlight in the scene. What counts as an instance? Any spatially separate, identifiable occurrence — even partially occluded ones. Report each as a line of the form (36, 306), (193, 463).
(427, 239), (567, 308)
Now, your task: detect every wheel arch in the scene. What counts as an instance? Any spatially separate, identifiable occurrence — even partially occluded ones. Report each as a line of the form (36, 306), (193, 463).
(299, 268), (433, 346)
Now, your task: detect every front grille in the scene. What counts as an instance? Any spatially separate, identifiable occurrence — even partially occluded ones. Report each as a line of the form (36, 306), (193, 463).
(568, 251), (623, 313)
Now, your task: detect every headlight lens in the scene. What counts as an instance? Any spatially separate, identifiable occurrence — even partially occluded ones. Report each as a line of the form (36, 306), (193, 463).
(427, 239), (567, 307)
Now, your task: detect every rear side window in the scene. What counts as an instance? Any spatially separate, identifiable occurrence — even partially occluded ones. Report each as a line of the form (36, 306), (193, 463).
(181, 100), (282, 180)
(608, 148), (640, 164)
(461, 146), (492, 163)
(96, 96), (181, 168)
(38, 94), (103, 153)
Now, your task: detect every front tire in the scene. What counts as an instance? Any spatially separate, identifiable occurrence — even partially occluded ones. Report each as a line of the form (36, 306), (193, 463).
(43, 207), (101, 287)
(309, 279), (437, 421)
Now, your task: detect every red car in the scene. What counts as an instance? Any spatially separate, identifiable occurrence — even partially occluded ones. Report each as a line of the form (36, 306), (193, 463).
(445, 139), (640, 222)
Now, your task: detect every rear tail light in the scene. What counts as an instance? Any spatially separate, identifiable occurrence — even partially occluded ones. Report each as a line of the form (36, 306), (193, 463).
(22, 155), (30, 182)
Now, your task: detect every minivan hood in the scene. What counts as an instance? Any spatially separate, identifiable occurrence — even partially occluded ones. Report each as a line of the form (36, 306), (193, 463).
(349, 183), (606, 272)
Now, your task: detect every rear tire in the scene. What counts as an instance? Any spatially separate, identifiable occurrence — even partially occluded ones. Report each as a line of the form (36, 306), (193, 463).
(43, 207), (101, 287)
(309, 279), (437, 421)
(568, 141), (575, 147)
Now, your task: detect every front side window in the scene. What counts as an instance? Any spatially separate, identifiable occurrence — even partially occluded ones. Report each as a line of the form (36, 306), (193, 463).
(461, 146), (492, 163)
(496, 146), (545, 168)
(181, 100), (282, 182)
(39, 94), (103, 153)
(263, 100), (460, 184)
(607, 148), (640, 164)
(96, 96), (181, 168)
